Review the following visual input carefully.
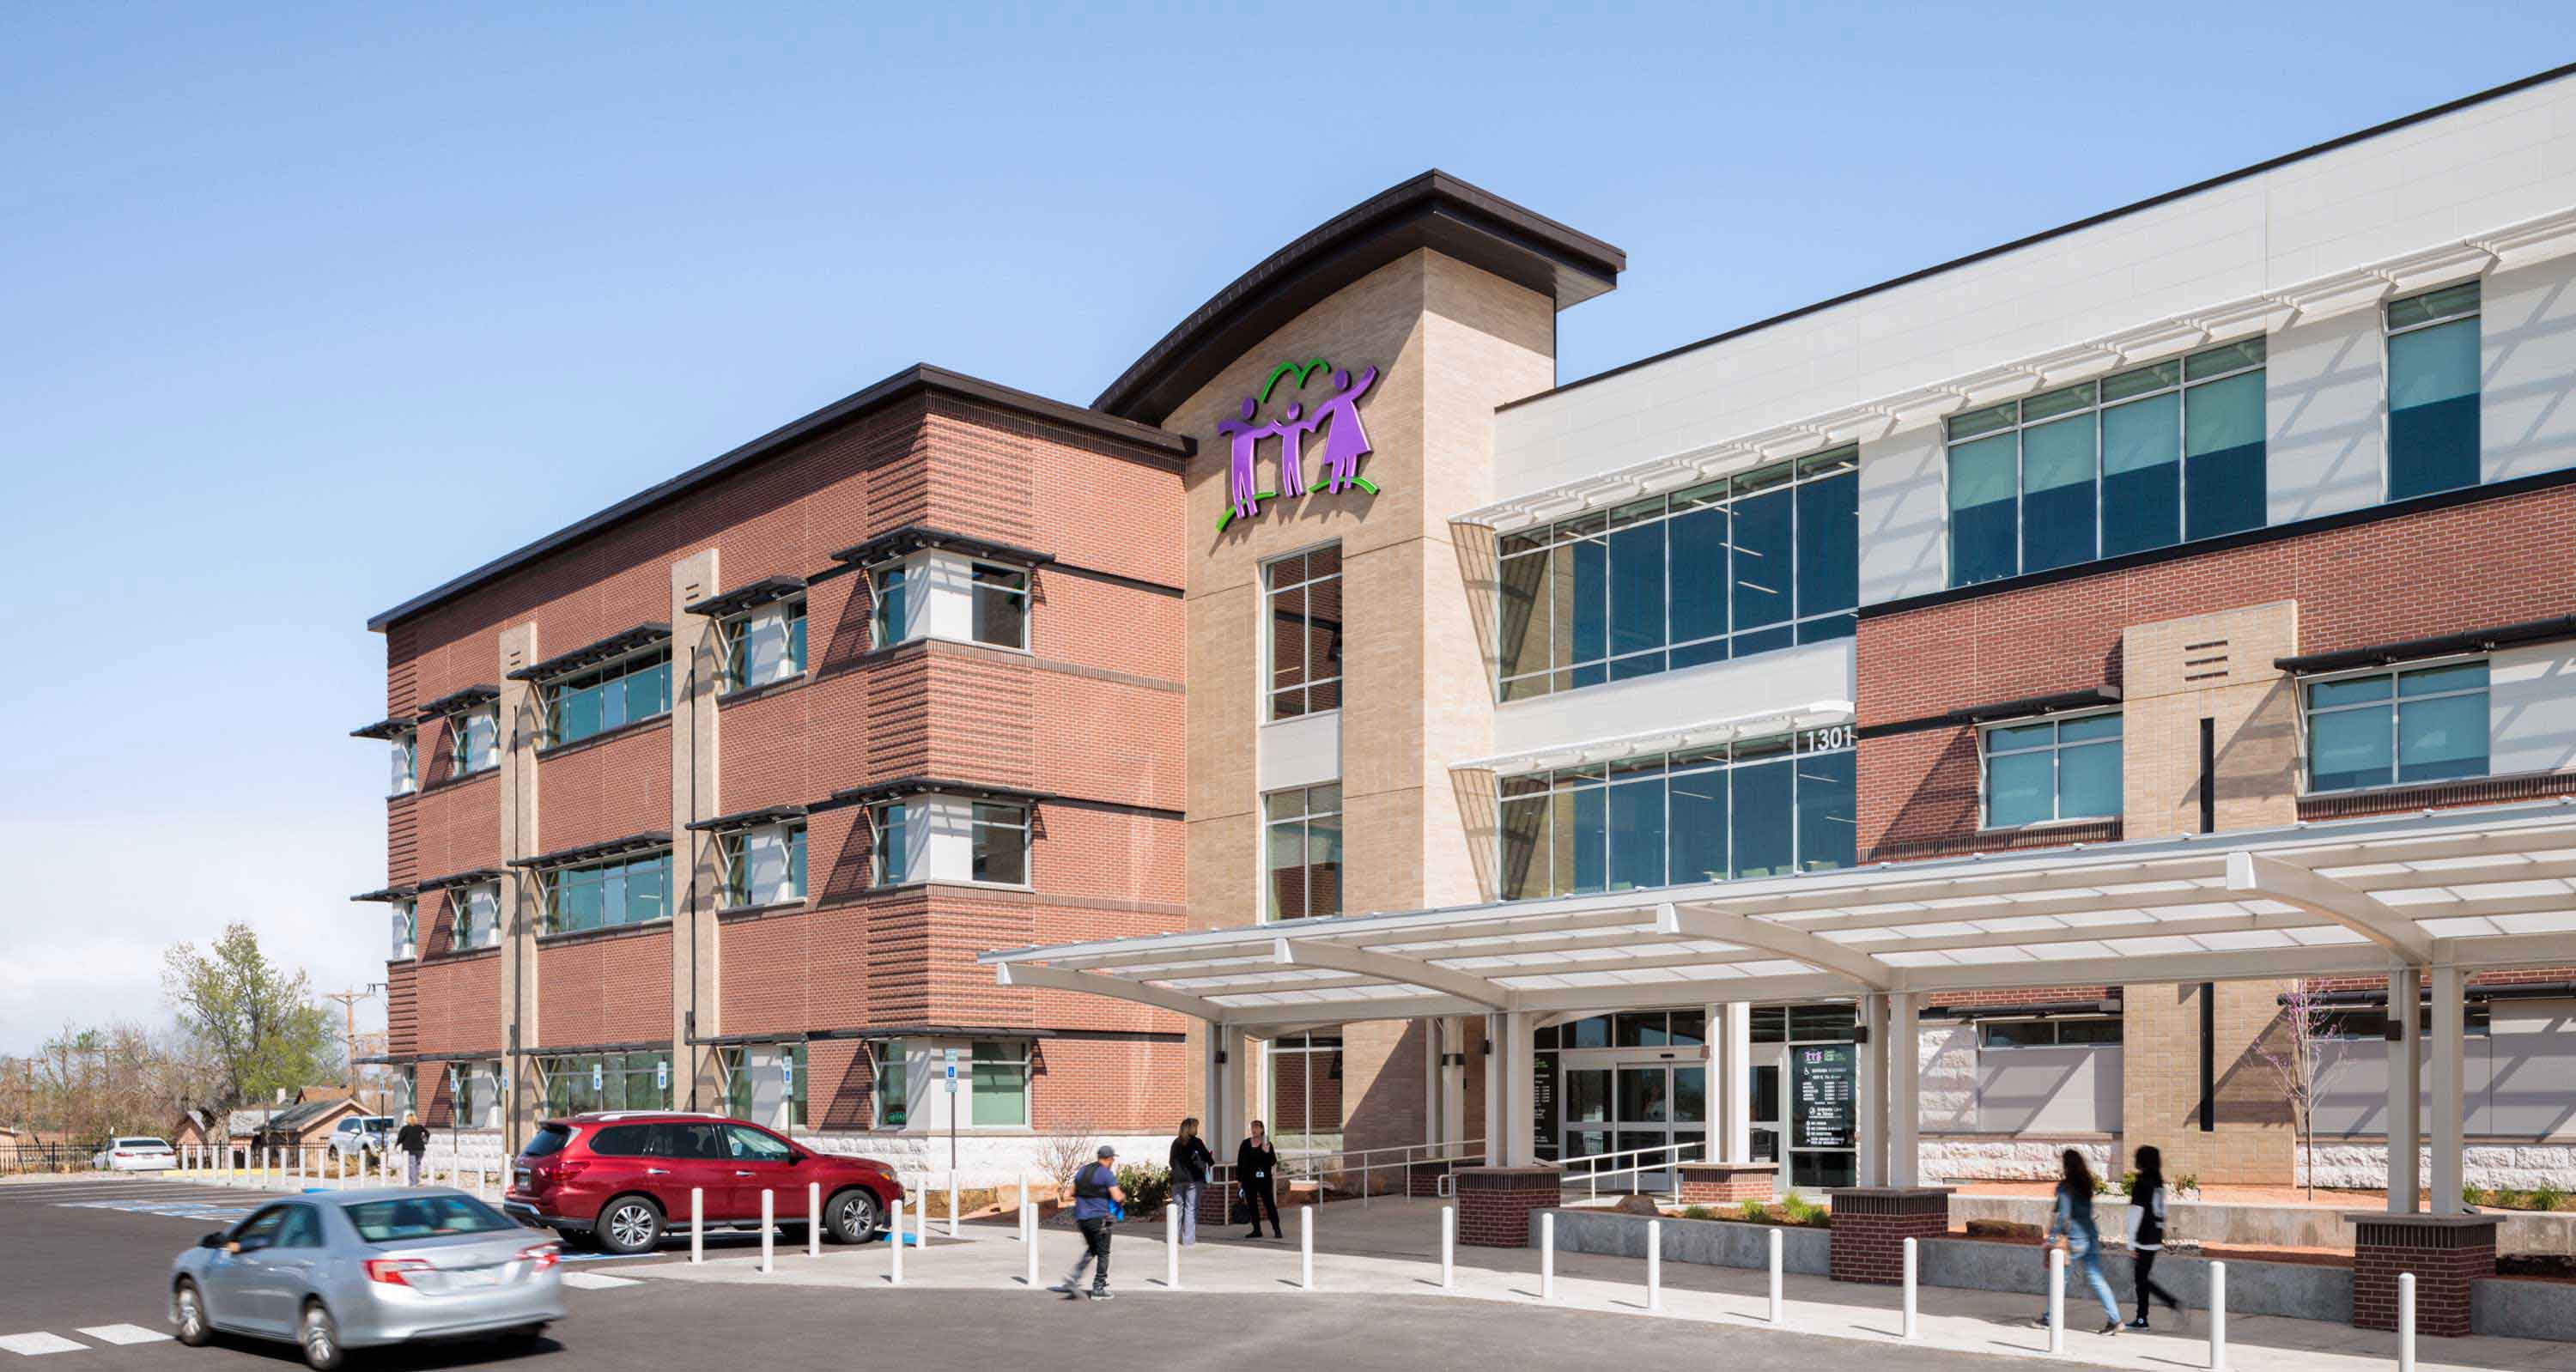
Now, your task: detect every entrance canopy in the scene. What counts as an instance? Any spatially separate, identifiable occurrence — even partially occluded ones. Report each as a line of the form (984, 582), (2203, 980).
(981, 798), (2576, 1028)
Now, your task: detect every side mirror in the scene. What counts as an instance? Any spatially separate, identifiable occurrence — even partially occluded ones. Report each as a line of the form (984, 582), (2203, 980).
(197, 1232), (226, 1249)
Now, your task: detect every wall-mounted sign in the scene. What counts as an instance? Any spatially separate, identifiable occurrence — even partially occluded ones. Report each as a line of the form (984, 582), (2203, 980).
(1216, 355), (1382, 531)
(1791, 1043), (1855, 1150)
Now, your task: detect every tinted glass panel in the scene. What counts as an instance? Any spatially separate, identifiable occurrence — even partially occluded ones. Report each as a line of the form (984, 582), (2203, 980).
(2019, 416), (2097, 573)
(1795, 471), (1857, 615)
(1608, 521), (1666, 659)
(2100, 393), (2180, 556)
(2387, 317), (2480, 500)
(2397, 693), (2487, 783)
(1795, 749), (1856, 871)
(1667, 768), (1726, 886)
(1731, 488), (1792, 628)
(1668, 507), (1728, 644)
(1730, 758), (1795, 878)
(2310, 706), (2394, 792)
(1607, 777), (1666, 890)
(2183, 372), (2265, 540)
(1948, 434), (2019, 586)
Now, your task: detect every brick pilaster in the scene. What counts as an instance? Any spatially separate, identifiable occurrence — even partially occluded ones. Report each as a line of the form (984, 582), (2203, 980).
(2350, 1213), (2498, 1338)
(1455, 1166), (1559, 1248)
(1827, 1187), (1952, 1285)
(1677, 1162), (1779, 1205)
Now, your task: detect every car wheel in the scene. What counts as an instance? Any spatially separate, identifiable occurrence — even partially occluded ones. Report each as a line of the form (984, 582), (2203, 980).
(498, 1323), (547, 1348)
(299, 1302), (343, 1371)
(172, 1280), (212, 1347)
(597, 1196), (664, 1254)
(826, 1188), (883, 1245)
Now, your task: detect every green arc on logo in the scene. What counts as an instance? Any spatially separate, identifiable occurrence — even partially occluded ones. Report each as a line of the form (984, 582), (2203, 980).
(1259, 356), (1331, 404)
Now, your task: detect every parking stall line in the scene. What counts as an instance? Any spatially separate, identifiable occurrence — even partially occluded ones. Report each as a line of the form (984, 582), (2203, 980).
(72, 1326), (167, 1347)
(0, 1333), (85, 1356)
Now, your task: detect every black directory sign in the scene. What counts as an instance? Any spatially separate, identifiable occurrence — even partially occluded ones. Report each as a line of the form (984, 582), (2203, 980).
(1792, 1043), (1855, 1150)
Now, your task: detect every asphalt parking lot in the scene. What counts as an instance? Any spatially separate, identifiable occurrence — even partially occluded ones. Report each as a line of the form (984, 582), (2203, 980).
(0, 1175), (2081, 1371)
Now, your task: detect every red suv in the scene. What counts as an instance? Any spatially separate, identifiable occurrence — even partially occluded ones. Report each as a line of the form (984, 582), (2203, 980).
(502, 1112), (903, 1255)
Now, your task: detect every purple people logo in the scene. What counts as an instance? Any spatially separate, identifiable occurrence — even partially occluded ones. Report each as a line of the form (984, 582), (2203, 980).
(1215, 355), (1382, 531)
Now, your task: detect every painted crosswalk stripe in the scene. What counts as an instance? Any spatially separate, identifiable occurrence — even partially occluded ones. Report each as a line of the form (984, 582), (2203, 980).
(560, 1272), (641, 1290)
(0, 1333), (85, 1356)
(75, 1326), (168, 1346)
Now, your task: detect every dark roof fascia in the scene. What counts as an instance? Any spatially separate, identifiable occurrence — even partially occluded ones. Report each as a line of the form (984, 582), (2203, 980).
(1095, 169), (1626, 424)
(416, 685), (500, 719)
(365, 365), (1188, 634)
(1504, 61), (2576, 415)
(506, 622), (672, 683)
(683, 575), (810, 619)
(416, 867), (506, 893)
(2276, 616), (2576, 675)
(1922, 996), (2123, 1022)
(515, 1039), (670, 1059)
(688, 1027), (871, 1046)
(829, 525), (1057, 571)
(828, 776), (1057, 808)
(349, 718), (413, 742)
(349, 886), (417, 904)
(683, 804), (811, 835)
(507, 830), (674, 871)
(1858, 688), (2123, 740)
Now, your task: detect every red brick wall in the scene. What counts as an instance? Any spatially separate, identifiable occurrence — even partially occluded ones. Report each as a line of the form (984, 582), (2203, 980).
(532, 725), (671, 851)
(532, 928), (673, 1048)
(411, 952), (498, 1059)
(1857, 486), (2576, 860)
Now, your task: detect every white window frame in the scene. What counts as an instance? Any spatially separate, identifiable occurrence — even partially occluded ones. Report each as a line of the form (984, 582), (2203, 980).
(391, 898), (416, 961)
(871, 802), (914, 887)
(720, 598), (808, 694)
(720, 822), (807, 908)
(2297, 653), (2492, 797)
(965, 1040), (1033, 1129)
(969, 801), (1031, 888)
(392, 732), (417, 795)
(969, 563), (1030, 650)
(872, 564), (914, 649)
(1261, 543), (1343, 722)
(451, 881), (501, 951)
(1261, 782), (1342, 922)
(449, 707), (499, 777)
(2381, 280), (2483, 501)
(1975, 708), (2124, 831)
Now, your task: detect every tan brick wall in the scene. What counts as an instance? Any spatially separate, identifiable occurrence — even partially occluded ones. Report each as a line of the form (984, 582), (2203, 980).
(2120, 980), (2293, 1184)
(2119, 601), (2299, 841)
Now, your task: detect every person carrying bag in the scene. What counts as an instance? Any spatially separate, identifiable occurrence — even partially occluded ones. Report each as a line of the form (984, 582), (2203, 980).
(1236, 1120), (1282, 1240)
(1168, 1118), (1213, 1246)
(1049, 1144), (1127, 1301)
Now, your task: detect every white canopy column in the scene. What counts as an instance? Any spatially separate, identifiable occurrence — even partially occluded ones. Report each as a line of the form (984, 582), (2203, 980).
(2387, 966), (2422, 1213)
(1889, 991), (1922, 1187)
(1856, 992), (1889, 1186)
(1719, 1003), (1753, 1164)
(2429, 963), (2467, 1214)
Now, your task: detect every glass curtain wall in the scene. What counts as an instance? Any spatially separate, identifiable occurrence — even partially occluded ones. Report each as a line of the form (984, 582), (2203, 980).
(2385, 282), (2482, 501)
(1497, 729), (1856, 901)
(1266, 1033), (1344, 1168)
(1497, 449), (1856, 701)
(539, 1052), (671, 1117)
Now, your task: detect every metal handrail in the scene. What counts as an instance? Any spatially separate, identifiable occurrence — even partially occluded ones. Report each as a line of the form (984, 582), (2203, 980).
(1208, 1138), (1486, 1207)
(1561, 1138), (1708, 1200)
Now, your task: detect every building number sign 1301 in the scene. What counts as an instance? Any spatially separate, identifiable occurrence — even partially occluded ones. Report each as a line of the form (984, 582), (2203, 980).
(1216, 355), (1384, 531)
(1800, 725), (1855, 752)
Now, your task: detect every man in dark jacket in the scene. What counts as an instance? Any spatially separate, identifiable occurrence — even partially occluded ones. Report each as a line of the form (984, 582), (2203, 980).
(1048, 1144), (1127, 1300)
(1167, 1119), (1213, 1246)
(394, 1112), (430, 1187)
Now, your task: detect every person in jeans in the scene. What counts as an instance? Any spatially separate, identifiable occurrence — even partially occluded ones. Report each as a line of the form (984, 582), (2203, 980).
(2125, 1145), (2186, 1329)
(1050, 1144), (1127, 1300)
(394, 1112), (430, 1187)
(1236, 1120), (1281, 1240)
(1167, 1118), (1212, 1246)
(2032, 1149), (2123, 1336)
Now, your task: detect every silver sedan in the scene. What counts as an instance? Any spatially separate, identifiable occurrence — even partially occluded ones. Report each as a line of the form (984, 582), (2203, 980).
(167, 1187), (565, 1369)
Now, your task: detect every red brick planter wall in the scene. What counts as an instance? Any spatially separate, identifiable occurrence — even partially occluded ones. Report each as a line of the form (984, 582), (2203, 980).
(2352, 1215), (2498, 1338)
(1827, 1187), (1953, 1285)
(1678, 1163), (1779, 1205)
(1456, 1166), (1560, 1248)
(1408, 1162), (1452, 1199)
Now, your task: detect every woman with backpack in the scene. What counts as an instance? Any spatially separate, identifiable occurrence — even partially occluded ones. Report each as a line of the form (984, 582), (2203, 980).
(2125, 1145), (2186, 1329)
(2034, 1149), (2123, 1336)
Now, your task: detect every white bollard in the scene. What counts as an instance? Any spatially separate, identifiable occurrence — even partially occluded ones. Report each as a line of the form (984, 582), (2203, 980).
(1167, 1203), (1181, 1289)
(1021, 1175), (1032, 1241)
(890, 1199), (905, 1286)
(1768, 1227), (1783, 1322)
(2047, 1246), (2066, 1355)
(1441, 1205), (1456, 1291)
(690, 1187), (705, 1264)
(2209, 1260), (2227, 1371)
(1541, 1211), (1556, 1301)
(1646, 1218), (1662, 1312)
(1301, 1205), (1315, 1290)
(760, 1190), (775, 1273)
(809, 1183), (823, 1259)
(2399, 1271), (2416, 1372)
(1903, 1235), (1918, 1339)
(1026, 1207), (1040, 1288)
(949, 1173), (961, 1239)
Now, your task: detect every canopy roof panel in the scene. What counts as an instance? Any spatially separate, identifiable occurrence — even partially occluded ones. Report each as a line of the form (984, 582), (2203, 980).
(981, 798), (2576, 1028)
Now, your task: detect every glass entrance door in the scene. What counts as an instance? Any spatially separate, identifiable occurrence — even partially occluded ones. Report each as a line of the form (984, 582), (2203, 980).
(1562, 1062), (1706, 1188)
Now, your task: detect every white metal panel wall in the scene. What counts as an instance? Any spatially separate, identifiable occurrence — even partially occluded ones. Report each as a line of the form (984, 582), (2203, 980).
(1856, 425), (1947, 605)
(2482, 255), (2576, 484)
(1260, 710), (1341, 791)
(2481, 1000), (2576, 1138)
(1486, 639), (1854, 762)
(2491, 641), (2576, 777)
(2263, 308), (2388, 526)
(1973, 1044), (2123, 1135)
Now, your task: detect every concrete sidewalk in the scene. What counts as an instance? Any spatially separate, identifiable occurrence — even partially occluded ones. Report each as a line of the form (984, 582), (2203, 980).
(625, 1196), (2576, 1372)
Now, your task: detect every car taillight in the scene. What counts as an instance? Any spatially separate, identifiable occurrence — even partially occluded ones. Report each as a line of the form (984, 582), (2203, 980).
(518, 1242), (560, 1270)
(363, 1258), (431, 1286)
(556, 1159), (588, 1181)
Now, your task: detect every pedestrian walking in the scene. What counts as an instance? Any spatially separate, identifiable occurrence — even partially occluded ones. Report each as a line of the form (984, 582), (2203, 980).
(1049, 1144), (1126, 1301)
(395, 1111), (430, 1187)
(2031, 1149), (2123, 1336)
(2124, 1146), (2187, 1330)
(1168, 1118), (1213, 1246)
(1236, 1120), (1282, 1240)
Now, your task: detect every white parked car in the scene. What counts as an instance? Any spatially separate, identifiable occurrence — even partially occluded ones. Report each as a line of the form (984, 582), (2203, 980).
(94, 1136), (178, 1171)
(328, 1116), (395, 1161)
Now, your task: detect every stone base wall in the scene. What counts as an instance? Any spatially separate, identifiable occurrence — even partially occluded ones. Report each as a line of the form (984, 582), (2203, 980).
(1918, 1137), (2111, 1183)
(2300, 1143), (2576, 1192)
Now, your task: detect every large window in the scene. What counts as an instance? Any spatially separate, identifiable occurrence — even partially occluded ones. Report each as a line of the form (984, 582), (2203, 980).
(540, 1051), (671, 1117)
(391, 732), (416, 795)
(1498, 726), (1856, 901)
(451, 1059), (503, 1130)
(1980, 712), (2123, 829)
(972, 565), (1029, 648)
(1262, 783), (1342, 921)
(722, 601), (806, 693)
(972, 802), (1029, 885)
(449, 882), (500, 951)
(872, 802), (913, 885)
(450, 707), (498, 777)
(2304, 659), (2488, 793)
(721, 823), (806, 908)
(391, 899), (416, 961)
(544, 851), (671, 933)
(722, 1043), (806, 1131)
(872, 565), (910, 647)
(1978, 1016), (2124, 1048)
(874, 1040), (908, 1129)
(1265, 545), (1343, 719)
(1948, 340), (2266, 587)
(2385, 282), (2481, 501)
(544, 647), (671, 747)
(1498, 449), (1857, 701)
(969, 1041), (1030, 1127)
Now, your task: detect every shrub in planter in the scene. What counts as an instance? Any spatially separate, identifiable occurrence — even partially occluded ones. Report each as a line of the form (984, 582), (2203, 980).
(1116, 1163), (1172, 1217)
(1737, 1201), (1770, 1224)
(1680, 1205), (1717, 1221)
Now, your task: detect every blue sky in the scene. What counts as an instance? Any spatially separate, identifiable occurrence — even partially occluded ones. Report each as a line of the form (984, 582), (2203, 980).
(2, 3), (2567, 1051)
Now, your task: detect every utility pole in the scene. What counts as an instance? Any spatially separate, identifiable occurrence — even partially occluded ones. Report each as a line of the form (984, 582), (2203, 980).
(325, 985), (386, 1101)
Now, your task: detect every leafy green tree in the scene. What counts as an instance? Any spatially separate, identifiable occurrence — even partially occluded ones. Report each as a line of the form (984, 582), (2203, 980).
(161, 924), (338, 1109)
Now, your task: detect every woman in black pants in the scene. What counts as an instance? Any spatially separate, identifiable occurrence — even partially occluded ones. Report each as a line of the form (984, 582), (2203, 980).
(1236, 1120), (1282, 1239)
(2126, 1146), (2186, 1329)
